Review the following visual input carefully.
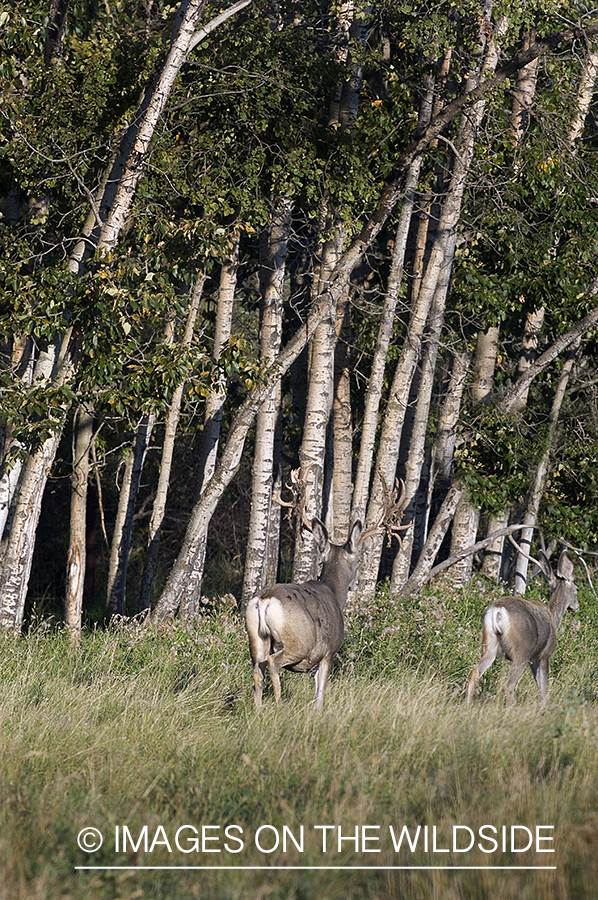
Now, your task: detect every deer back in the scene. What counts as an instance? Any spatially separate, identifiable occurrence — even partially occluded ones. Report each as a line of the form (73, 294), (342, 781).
(483, 597), (556, 664)
(246, 518), (362, 673)
(254, 580), (343, 672)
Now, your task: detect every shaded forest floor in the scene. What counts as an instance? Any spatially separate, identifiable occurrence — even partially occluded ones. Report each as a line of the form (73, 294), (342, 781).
(1, 576), (598, 900)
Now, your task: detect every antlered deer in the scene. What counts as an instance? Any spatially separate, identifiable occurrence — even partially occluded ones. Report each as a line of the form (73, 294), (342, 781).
(467, 549), (579, 706)
(245, 471), (409, 708)
(245, 517), (362, 708)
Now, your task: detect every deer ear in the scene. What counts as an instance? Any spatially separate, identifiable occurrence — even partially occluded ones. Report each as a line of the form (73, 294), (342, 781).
(557, 550), (575, 582)
(348, 519), (362, 552)
(311, 517), (330, 555)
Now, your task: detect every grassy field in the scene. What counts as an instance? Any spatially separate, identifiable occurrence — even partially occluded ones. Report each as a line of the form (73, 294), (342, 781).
(1, 576), (598, 900)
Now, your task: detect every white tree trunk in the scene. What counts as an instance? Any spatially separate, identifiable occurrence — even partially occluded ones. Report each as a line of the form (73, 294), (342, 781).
(96, 0), (207, 253)
(292, 221), (344, 582)
(351, 157), (423, 525)
(568, 48), (598, 147)
(390, 257), (449, 589)
(178, 238), (239, 618)
(0, 429), (64, 630)
(328, 288), (353, 540)
(106, 414), (155, 618)
(242, 200), (291, 605)
(64, 405), (94, 638)
(151, 285), (340, 621)
(359, 44), (496, 597)
(0, 0), (252, 629)
(471, 325), (499, 404)
(513, 340), (580, 594)
(447, 495), (481, 587)
(138, 275), (205, 612)
(511, 31), (539, 147)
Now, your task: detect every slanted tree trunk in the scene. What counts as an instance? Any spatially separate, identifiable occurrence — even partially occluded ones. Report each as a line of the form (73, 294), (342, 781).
(350, 155), (424, 526)
(0, 0), (253, 629)
(178, 238), (239, 618)
(0, 339), (78, 630)
(292, 218), (344, 581)
(390, 262), (448, 589)
(64, 404), (94, 638)
(513, 340), (580, 594)
(401, 482), (464, 595)
(567, 48), (598, 147)
(242, 200), (291, 606)
(138, 275), (205, 612)
(429, 349), (470, 493)
(0, 337), (35, 544)
(359, 18), (501, 597)
(106, 414), (155, 618)
(351, 75), (435, 528)
(149, 26), (598, 621)
(152, 288), (338, 621)
(292, 0), (367, 580)
(480, 309), (544, 579)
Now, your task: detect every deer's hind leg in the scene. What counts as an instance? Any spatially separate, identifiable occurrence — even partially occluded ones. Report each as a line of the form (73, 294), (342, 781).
(267, 642), (286, 703)
(245, 599), (270, 708)
(467, 626), (500, 704)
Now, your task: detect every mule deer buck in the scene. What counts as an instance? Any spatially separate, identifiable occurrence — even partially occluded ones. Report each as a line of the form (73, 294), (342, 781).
(245, 471), (408, 708)
(466, 549), (579, 706)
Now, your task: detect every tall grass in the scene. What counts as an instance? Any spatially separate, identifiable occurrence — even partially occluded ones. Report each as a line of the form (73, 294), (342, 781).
(1, 581), (597, 900)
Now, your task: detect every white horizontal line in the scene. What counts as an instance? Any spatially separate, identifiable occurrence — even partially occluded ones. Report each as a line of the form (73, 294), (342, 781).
(75, 865), (557, 871)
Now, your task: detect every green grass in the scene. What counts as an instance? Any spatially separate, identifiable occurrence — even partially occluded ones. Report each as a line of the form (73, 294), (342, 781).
(1, 581), (598, 900)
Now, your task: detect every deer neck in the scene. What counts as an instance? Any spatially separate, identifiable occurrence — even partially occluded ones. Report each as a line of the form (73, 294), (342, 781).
(320, 559), (352, 610)
(548, 581), (572, 630)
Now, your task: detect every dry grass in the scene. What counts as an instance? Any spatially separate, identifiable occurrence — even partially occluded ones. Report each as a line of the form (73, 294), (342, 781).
(1, 580), (597, 900)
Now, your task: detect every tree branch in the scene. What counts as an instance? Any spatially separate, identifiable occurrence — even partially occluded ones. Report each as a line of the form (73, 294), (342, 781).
(188, 0), (254, 54)
(425, 523), (537, 582)
(499, 300), (598, 414)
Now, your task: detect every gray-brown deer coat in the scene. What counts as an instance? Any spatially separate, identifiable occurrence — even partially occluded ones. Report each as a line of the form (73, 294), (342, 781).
(245, 518), (362, 708)
(467, 549), (579, 705)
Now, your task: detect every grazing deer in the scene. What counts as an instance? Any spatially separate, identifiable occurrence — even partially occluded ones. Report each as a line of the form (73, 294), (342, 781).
(466, 550), (579, 706)
(245, 471), (408, 708)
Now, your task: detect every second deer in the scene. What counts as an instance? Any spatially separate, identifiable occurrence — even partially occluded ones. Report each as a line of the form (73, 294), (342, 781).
(466, 549), (579, 706)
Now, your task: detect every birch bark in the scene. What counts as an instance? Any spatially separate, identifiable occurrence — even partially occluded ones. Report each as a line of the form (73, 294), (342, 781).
(178, 239), (239, 618)
(138, 275), (205, 612)
(64, 405), (94, 638)
(106, 414), (155, 618)
(350, 74), (435, 526)
(513, 341), (580, 594)
(242, 200), (291, 605)
(0, 0), (253, 627)
(359, 26), (500, 597)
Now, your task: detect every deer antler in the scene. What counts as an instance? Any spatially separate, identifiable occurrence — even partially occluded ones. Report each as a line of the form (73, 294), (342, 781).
(273, 465), (315, 532)
(360, 475), (411, 548)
